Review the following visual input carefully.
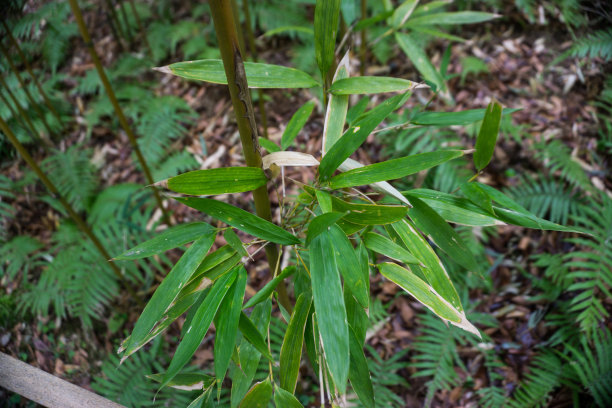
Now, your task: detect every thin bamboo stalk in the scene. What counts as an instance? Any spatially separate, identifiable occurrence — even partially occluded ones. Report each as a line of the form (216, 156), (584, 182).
(1, 21), (62, 124)
(127, 0), (152, 57)
(208, 0), (292, 313)
(68, 0), (170, 225)
(241, 0), (269, 139)
(0, 74), (51, 149)
(0, 42), (55, 137)
(0, 116), (143, 305)
(104, 0), (126, 51)
(360, 0), (367, 76)
(117, 0), (133, 43)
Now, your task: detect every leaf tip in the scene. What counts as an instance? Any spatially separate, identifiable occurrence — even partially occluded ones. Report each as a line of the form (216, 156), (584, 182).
(152, 65), (172, 75)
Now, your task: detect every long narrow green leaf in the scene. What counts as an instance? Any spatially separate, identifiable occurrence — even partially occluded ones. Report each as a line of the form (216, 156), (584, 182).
(410, 108), (518, 126)
(391, 0), (419, 28)
(215, 267), (247, 381)
(162, 269), (238, 388)
(306, 212), (346, 246)
(314, 0), (341, 79)
(407, 196), (479, 273)
(239, 380), (273, 408)
(379, 262), (479, 336)
(329, 225), (369, 308)
(274, 386), (304, 408)
(280, 293), (312, 393)
(310, 230), (349, 394)
(396, 32), (446, 94)
(163, 167), (267, 196)
(406, 11), (499, 26)
(473, 100), (502, 171)
(238, 312), (273, 361)
(281, 101), (316, 150)
(319, 93), (405, 180)
(123, 235), (215, 358)
(323, 53), (350, 154)
(315, 189), (333, 213)
(348, 325), (375, 407)
(162, 60), (319, 88)
(329, 150), (463, 188)
(147, 372), (215, 391)
(114, 222), (214, 260)
(174, 197), (300, 245)
(330, 76), (421, 95)
(363, 231), (420, 264)
(331, 196), (407, 225)
(243, 266), (296, 309)
(460, 182), (494, 214)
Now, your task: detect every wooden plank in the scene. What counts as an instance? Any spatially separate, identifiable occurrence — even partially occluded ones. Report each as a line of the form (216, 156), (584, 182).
(0, 352), (126, 408)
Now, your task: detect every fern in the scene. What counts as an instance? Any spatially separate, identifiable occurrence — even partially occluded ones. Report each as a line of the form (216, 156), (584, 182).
(570, 28), (612, 61)
(0, 235), (44, 282)
(0, 174), (16, 240)
(507, 351), (564, 408)
(534, 140), (592, 191)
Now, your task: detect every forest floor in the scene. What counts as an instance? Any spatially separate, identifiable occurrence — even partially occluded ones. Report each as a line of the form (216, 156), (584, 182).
(1, 1), (611, 407)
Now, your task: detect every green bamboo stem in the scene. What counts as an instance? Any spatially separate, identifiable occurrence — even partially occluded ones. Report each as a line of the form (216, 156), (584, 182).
(360, 0), (367, 76)
(0, 116), (143, 306)
(208, 0), (292, 313)
(0, 74), (52, 150)
(0, 42), (55, 137)
(68, 0), (170, 226)
(241, 0), (269, 139)
(1, 21), (62, 124)
(127, 0), (152, 57)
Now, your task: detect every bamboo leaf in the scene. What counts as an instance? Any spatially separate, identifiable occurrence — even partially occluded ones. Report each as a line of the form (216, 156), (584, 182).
(243, 266), (296, 309)
(323, 52), (350, 155)
(389, 220), (463, 311)
(379, 262), (479, 336)
(161, 167), (267, 196)
(331, 196), (407, 225)
(280, 293), (312, 393)
(406, 11), (499, 26)
(114, 222), (214, 260)
(363, 231), (420, 264)
(239, 380), (273, 408)
(346, 96), (370, 126)
(329, 225), (369, 308)
(174, 197), (300, 245)
(123, 235), (215, 358)
(410, 107), (518, 126)
(391, 0), (419, 28)
(408, 196), (479, 273)
(281, 101), (316, 150)
(348, 325), (375, 407)
(259, 137), (281, 153)
(306, 212), (346, 247)
(274, 386), (304, 408)
(310, 230), (349, 394)
(162, 268), (238, 388)
(238, 311), (273, 361)
(215, 267), (247, 381)
(329, 150), (463, 188)
(315, 189), (333, 213)
(395, 32), (446, 94)
(224, 229), (248, 257)
(460, 182), (494, 214)
(319, 93), (405, 180)
(147, 372), (215, 391)
(473, 100), (502, 171)
(262, 152), (319, 170)
(161, 60), (319, 88)
(329, 76), (424, 95)
(314, 0), (341, 79)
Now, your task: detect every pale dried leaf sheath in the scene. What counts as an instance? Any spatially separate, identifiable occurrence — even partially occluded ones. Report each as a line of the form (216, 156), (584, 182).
(262, 152), (319, 170)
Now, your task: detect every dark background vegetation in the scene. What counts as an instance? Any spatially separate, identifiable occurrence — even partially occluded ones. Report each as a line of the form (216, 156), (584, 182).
(1, 0), (611, 406)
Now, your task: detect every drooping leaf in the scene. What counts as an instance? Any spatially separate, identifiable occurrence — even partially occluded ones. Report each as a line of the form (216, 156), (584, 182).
(329, 225), (369, 308)
(329, 76), (423, 95)
(162, 269), (238, 388)
(379, 262), (479, 336)
(310, 230), (349, 394)
(407, 196), (480, 273)
(306, 212), (347, 246)
(174, 197), (300, 245)
(314, 0), (341, 79)
(396, 32), (446, 95)
(348, 325), (375, 407)
(473, 100), (502, 171)
(331, 196), (407, 225)
(239, 380), (273, 408)
(123, 235), (215, 358)
(214, 267), (247, 381)
(274, 386), (304, 408)
(328, 150), (463, 188)
(238, 311), (273, 361)
(363, 231), (420, 264)
(114, 222), (214, 260)
(280, 293), (312, 393)
(281, 101), (316, 150)
(319, 93), (405, 180)
(162, 59), (319, 88)
(162, 167), (268, 196)
(243, 267), (296, 309)
(323, 52), (350, 155)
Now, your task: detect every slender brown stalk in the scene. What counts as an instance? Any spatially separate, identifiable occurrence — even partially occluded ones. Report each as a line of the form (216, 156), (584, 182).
(1, 21), (62, 124)
(68, 0), (170, 225)
(0, 74), (51, 149)
(104, 0), (126, 51)
(117, 0), (133, 43)
(241, 0), (269, 139)
(360, 0), (367, 76)
(0, 42), (55, 137)
(0, 116), (143, 305)
(127, 0), (152, 57)
(208, 0), (292, 313)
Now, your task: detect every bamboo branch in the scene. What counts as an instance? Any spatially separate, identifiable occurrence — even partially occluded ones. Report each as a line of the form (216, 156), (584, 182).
(68, 0), (170, 225)
(1, 21), (62, 124)
(208, 0), (292, 313)
(0, 116), (143, 305)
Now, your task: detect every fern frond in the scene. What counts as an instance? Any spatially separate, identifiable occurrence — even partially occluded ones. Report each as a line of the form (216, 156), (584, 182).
(0, 235), (44, 282)
(570, 29), (612, 61)
(365, 344), (410, 408)
(534, 140), (592, 191)
(152, 150), (198, 181)
(507, 351), (563, 408)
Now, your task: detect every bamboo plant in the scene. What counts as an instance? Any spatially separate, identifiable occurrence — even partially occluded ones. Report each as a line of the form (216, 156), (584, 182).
(115, 1), (579, 406)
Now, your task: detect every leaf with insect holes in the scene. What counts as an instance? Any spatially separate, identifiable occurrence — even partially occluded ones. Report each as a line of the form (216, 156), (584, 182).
(159, 60), (319, 88)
